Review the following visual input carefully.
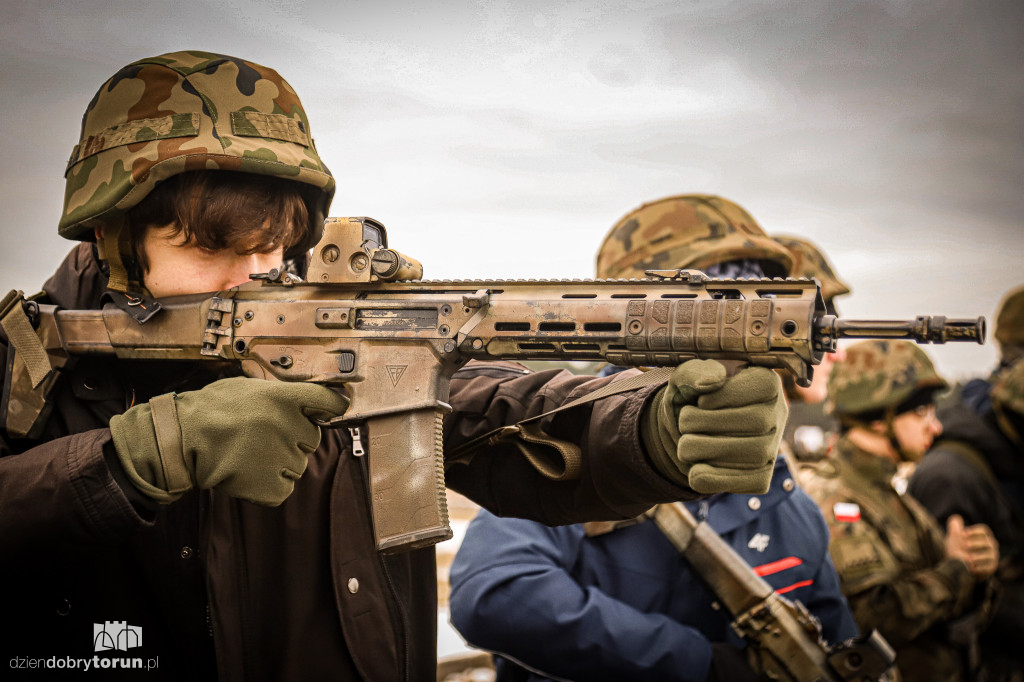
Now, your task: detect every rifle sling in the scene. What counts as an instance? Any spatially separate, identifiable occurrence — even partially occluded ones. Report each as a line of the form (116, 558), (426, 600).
(649, 502), (699, 554)
(445, 367), (670, 481)
(0, 289), (52, 389)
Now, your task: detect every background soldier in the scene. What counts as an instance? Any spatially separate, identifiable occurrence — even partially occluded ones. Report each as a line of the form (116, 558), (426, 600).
(994, 286), (1024, 370)
(595, 197), (851, 463)
(796, 340), (1000, 682)
(958, 284), (1024, 414)
(0, 53), (790, 680)
(772, 234), (852, 461)
(909, 358), (1024, 681)
(446, 195), (857, 682)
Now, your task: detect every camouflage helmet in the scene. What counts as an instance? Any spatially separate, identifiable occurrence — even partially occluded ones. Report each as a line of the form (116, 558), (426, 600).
(60, 50), (335, 257)
(991, 358), (1024, 418)
(827, 340), (948, 418)
(994, 284), (1024, 349)
(773, 235), (851, 303)
(595, 194), (794, 279)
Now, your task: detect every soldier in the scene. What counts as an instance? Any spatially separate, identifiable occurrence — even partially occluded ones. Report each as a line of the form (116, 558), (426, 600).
(773, 235), (852, 317)
(447, 195), (858, 682)
(0, 53), (790, 680)
(595, 198), (849, 461)
(994, 285), (1024, 370)
(796, 339), (1000, 682)
(959, 284), (1024, 414)
(908, 359), (1024, 681)
(907, 284), (1024, 681)
(773, 234), (852, 461)
(448, 458), (859, 682)
(595, 193), (794, 281)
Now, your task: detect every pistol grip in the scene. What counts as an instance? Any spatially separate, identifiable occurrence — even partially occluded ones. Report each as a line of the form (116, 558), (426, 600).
(367, 408), (452, 553)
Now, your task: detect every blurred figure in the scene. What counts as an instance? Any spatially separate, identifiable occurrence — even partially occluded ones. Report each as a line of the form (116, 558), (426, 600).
(447, 195), (858, 682)
(994, 285), (1024, 370)
(909, 358), (1024, 682)
(959, 284), (1024, 414)
(449, 466), (858, 682)
(796, 340), (1000, 682)
(773, 234), (852, 462)
(774, 235), (852, 315)
(595, 194), (794, 280)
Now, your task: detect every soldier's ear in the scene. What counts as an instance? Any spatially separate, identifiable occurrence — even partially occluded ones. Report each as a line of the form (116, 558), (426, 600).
(868, 419), (888, 433)
(94, 227), (104, 240)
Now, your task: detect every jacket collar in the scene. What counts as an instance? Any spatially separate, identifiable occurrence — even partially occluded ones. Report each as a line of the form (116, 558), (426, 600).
(684, 455), (798, 536)
(835, 436), (898, 485)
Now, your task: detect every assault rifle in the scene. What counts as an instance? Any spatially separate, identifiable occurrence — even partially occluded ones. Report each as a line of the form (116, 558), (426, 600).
(0, 217), (985, 553)
(652, 502), (896, 681)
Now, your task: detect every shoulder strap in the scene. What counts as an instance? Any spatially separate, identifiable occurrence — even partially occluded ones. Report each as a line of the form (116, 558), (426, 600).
(0, 290), (53, 388)
(0, 290), (70, 439)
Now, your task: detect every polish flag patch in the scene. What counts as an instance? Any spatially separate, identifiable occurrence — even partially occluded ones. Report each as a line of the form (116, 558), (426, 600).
(833, 502), (861, 523)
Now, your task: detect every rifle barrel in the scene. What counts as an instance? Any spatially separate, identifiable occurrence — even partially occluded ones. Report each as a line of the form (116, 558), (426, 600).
(817, 315), (985, 345)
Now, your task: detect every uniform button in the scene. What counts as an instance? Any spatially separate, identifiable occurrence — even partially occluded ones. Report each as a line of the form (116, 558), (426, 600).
(180, 546), (194, 559)
(783, 478), (795, 492)
(347, 578), (359, 594)
(747, 497), (761, 511)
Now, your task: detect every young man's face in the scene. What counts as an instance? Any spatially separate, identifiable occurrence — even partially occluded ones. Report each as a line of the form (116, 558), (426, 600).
(888, 403), (943, 460)
(141, 224), (286, 298)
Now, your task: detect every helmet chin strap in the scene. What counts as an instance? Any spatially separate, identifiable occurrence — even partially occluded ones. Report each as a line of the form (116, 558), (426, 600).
(96, 221), (131, 294)
(96, 220), (163, 324)
(881, 406), (913, 462)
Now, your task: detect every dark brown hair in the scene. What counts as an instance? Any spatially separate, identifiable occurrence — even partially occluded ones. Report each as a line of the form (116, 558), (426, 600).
(125, 171), (308, 272)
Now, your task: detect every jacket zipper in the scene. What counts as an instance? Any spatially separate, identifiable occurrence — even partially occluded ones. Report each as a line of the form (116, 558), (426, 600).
(352, 431), (411, 681)
(348, 427), (365, 457)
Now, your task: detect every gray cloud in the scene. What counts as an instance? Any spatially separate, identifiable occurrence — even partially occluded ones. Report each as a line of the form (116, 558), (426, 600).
(0, 0), (1019, 379)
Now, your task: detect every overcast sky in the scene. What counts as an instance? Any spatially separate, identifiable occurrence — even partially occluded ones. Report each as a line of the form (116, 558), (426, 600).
(1, 0), (1020, 380)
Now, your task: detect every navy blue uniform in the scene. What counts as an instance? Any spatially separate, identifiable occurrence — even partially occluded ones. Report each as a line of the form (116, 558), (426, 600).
(449, 456), (857, 682)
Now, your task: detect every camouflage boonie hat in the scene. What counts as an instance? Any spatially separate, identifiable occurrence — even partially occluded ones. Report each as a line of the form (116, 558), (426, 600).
(827, 340), (948, 417)
(991, 358), (1024, 417)
(995, 284), (1024, 348)
(773, 235), (851, 303)
(60, 50), (335, 256)
(595, 195), (794, 279)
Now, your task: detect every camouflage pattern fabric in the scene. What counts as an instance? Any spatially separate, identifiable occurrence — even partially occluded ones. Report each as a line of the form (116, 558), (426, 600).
(60, 50), (334, 255)
(796, 438), (981, 682)
(827, 340), (948, 417)
(773, 234), (851, 303)
(995, 284), (1024, 354)
(991, 358), (1024, 417)
(595, 194), (794, 279)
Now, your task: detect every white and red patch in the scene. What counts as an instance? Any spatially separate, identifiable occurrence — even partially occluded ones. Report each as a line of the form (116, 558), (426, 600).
(833, 502), (861, 523)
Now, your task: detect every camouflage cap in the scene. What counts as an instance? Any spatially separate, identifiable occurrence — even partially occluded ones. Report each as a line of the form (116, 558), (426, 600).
(595, 195), (794, 279)
(773, 235), (851, 303)
(827, 340), (948, 417)
(994, 284), (1024, 348)
(991, 358), (1024, 417)
(60, 50), (335, 256)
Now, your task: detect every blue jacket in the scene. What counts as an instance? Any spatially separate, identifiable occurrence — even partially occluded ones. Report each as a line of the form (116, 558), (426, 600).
(449, 456), (858, 682)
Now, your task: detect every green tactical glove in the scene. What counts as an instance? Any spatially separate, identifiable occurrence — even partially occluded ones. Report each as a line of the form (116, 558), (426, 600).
(109, 378), (349, 506)
(641, 359), (788, 495)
